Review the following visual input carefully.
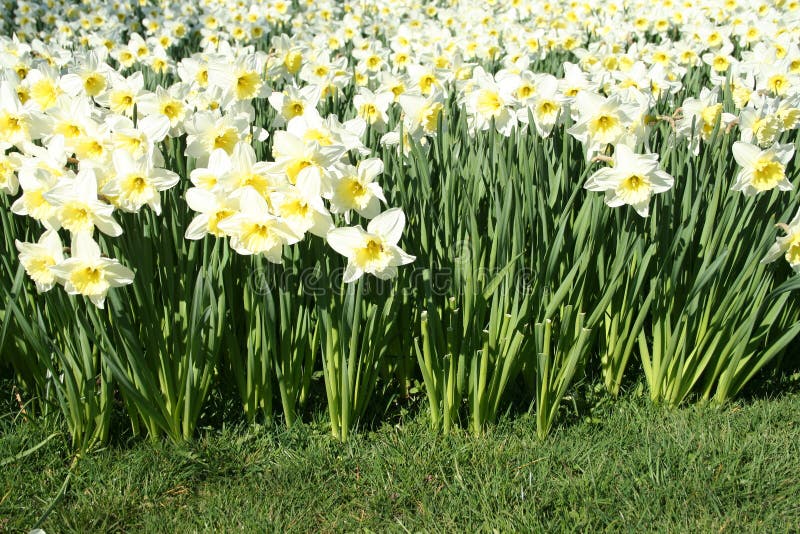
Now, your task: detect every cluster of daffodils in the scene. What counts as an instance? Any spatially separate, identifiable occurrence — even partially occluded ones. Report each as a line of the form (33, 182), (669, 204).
(183, 112), (415, 281)
(1, 32), (416, 306)
(0, 56), (182, 307)
(2, 0), (800, 300)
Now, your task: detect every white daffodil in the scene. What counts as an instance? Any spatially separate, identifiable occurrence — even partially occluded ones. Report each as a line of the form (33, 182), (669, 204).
(184, 187), (239, 240)
(217, 187), (302, 262)
(23, 65), (63, 111)
(71, 118), (113, 169)
(59, 50), (112, 99)
(584, 144), (674, 217)
(738, 107), (783, 147)
(103, 149), (179, 214)
(11, 168), (61, 229)
(380, 123), (427, 157)
(267, 130), (345, 192)
(0, 80), (50, 149)
(94, 71), (146, 116)
(398, 92), (445, 136)
(44, 168), (123, 236)
(762, 207), (800, 272)
(464, 66), (518, 136)
(267, 34), (306, 81)
(558, 62), (597, 106)
(184, 110), (250, 161)
(567, 91), (638, 160)
(137, 84), (190, 135)
(107, 114), (170, 161)
(219, 142), (279, 198)
(731, 141), (794, 196)
(15, 230), (64, 292)
(377, 72), (409, 103)
(190, 148), (237, 193)
(406, 63), (447, 96)
(44, 94), (95, 153)
(299, 52), (342, 88)
(353, 88), (393, 132)
(267, 84), (321, 127)
(270, 171), (333, 238)
(526, 75), (563, 137)
(0, 152), (20, 196)
(49, 232), (134, 308)
(287, 112), (369, 156)
(676, 87), (737, 155)
(208, 52), (270, 102)
(326, 208), (415, 282)
(329, 158), (386, 222)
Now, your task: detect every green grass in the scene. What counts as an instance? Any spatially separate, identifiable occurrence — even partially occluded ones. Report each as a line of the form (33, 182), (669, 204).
(2, 383), (800, 532)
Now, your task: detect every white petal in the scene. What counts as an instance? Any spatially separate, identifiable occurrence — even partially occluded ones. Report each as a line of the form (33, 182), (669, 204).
(366, 208), (405, 244)
(185, 214), (211, 240)
(326, 226), (367, 258)
(732, 141), (760, 169)
(342, 262), (364, 283)
(358, 158), (384, 181)
(138, 114), (170, 143)
(71, 232), (101, 260)
(103, 261), (135, 286)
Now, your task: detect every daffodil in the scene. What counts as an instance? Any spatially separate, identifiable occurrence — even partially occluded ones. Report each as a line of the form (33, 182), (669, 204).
(584, 144), (674, 217)
(270, 171), (333, 238)
(44, 168), (123, 236)
(377, 72), (409, 103)
(189, 148), (234, 192)
(523, 74), (563, 137)
(184, 110), (250, 161)
(406, 63), (446, 95)
(567, 91), (638, 160)
(701, 43), (735, 76)
(103, 150), (179, 214)
(49, 232), (134, 308)
(108, 114), (170, 161)
(738, 106), (783, 147)
(177, 56), (211, 88)
(268, 84), (321, 127)
(558, 62), (597, 104)
(208, 53), (270, 101)
(756, 63), (798, 98)
(268, 34), (306, 80)
(184, 186), (239, 240)
(59, 50), (112, 98)
(398, 92), (445, 136)
(267, 130), (345, 191)
(329, 158), (386, 222)
(137, 84), (190, 135)
(677, 87), (737, 155)
(731, 141), (794, 196)
(353, 88), (393, 132)
(0, 81), (50, 149)
(11, 168), (62, 229)
(219, 142), (281, 198)
(23, 65), (63, 111)
(464, 66), (518, 136)
(762, 207), (800, 272)
(217, 187), (302, 261)
(15, 230), (64, 292)
(94, 71), (146, 116)
(0, 152), (20, 196)
(326, 208), (415, 282)
(298, 52), (342, 87)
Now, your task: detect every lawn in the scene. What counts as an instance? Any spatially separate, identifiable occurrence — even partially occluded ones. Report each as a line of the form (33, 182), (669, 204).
(3, 381), (799, 532)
